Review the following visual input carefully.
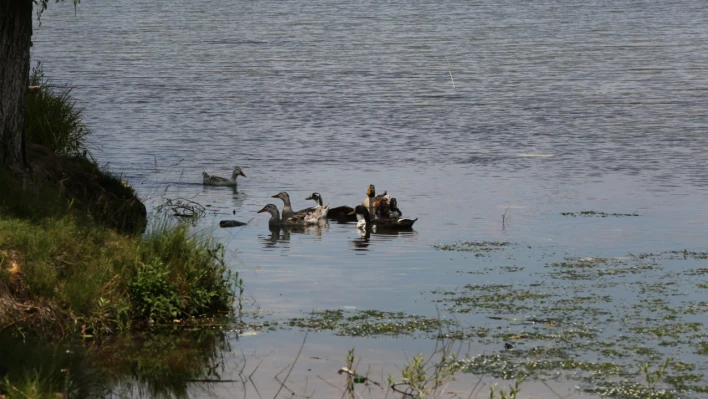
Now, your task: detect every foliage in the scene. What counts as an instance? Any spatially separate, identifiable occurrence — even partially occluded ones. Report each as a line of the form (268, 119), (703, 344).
(129, 260), (182, 323)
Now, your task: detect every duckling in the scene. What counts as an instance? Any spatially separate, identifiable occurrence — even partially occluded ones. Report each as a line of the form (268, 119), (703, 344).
(202, 166), (246, 187)
(348, 205), (417, 230)
(272, 191), (314, 220)
(257, 203), (329, 227)
(361, 184), (389, 217)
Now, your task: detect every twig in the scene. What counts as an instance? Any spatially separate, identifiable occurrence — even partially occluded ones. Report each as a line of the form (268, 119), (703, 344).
(317, 375), (343, 392)
(0, 313), (37, 333)
(445, 56), (456, 89)
(273, 331), (308, 398)
(540, 380), (571, 399)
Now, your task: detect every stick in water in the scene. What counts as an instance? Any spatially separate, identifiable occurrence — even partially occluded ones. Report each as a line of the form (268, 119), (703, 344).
(445, 56), (456, 89)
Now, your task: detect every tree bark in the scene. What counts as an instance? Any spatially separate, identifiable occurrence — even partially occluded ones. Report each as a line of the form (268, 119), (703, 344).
(0, 0), (32, 173)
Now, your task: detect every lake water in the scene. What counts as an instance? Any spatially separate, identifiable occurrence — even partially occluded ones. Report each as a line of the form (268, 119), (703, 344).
(29, 0), (708, 397)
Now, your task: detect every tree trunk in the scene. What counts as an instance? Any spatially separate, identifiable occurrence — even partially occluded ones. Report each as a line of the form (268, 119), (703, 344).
(0, 0), (32, 173)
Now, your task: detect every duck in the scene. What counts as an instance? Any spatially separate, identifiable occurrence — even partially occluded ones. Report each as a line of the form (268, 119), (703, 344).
(306, 193), (357, 223)
(348, 205), (417, 230)
(257, 203), (329, 227)
(376, 197), (402, 218)
(202, 166), (246, 187)
(303, 192), (331, 223)
(305, 192), (326, 207)
(361, 184), (389, 217)
(271, 191), (314, 220)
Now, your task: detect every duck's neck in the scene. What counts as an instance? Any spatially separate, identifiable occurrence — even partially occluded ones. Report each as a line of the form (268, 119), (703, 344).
(230, 171), (240, 181)
(266, 208), (281, 226)
(280, 195), (293, 218)
(315, 197), (323, 206)
(359, 211), (371, 227)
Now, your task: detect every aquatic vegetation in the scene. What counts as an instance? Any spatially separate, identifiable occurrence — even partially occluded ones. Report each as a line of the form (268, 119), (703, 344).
(288, 309), (456, 337)
(560, 210), (640, 217)
(425, 240), (708, 398)
(433, 241), (512, 256)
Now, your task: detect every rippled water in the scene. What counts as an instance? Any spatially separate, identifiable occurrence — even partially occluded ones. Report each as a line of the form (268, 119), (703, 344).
(30, 0), (708, 397)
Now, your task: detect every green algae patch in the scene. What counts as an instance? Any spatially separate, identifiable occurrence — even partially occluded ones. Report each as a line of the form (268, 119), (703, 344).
(288, 309), (456, 337)
(429, 246), (708, 398)
(433, 241), (512, 256)
(561, 210), (640, 217)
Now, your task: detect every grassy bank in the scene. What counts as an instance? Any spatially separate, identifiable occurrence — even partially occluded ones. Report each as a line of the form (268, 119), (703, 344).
(1, 64), (238, 398)
(0, 64), (237, 336)
(0, 213), (236, 336)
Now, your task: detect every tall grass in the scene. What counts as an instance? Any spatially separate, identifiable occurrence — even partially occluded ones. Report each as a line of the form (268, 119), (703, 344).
(25, 62), (91, 157)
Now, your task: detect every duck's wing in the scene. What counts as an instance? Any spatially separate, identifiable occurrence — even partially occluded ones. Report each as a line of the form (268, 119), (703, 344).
(328, 205), (356, 222)
(302, 204), (330, 225)
(293, 206), (316, 216)
(373, 217), (417, 229)
(203, 175), (231, 185)
(283, 212), (307, 225)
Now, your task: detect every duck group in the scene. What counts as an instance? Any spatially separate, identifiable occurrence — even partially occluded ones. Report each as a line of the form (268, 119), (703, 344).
(202, 166), (418, 231)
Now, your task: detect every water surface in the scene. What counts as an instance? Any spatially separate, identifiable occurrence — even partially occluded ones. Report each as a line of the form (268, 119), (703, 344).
(29, 0), (708, 397)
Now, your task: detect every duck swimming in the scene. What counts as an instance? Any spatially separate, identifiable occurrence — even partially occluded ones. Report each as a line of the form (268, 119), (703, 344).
(348, 205), (417, 230)
(361, 184), (389, 217)
(202, 166), (246, 187)
(271, 191), (314, 220)
(257, 203), (329, 227)
(306, 192), (356, 222)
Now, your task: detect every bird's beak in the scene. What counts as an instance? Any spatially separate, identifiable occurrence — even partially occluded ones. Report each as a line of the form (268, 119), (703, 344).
(271, 194), (279, 198)
(257, 206), (268, 213)
(240, 171), (246, 177)
(305, 195), (313, 200)
(347, 209), (356, 216)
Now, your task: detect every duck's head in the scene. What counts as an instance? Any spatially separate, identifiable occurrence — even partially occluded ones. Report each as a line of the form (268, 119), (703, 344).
(232, 167), (246, 178)
(271, 191), (290, 201)
(390, 197), (398, 207)
(257, 203), (279, 216)
(366, 184), (376, 198)
(306, 192), (323, 206)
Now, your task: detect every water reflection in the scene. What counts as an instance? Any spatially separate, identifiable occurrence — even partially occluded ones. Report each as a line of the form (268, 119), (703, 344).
(261, 223), (330, 248)
(350, 228), (417, 252)
(352, 229), (371, 251)
(0, 328), (233, 399)
(93, 329), (232, 398)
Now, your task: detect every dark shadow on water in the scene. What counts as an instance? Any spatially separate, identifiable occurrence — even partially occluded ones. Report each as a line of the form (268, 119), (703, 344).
(0, 328), (233, 399)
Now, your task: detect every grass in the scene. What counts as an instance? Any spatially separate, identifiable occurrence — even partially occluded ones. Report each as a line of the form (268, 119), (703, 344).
(0, 213), (238, 336)
(25, 61), (91, 157)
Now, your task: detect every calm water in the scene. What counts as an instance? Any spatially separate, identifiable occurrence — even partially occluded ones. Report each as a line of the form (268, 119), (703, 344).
(30, 0), (708, 397)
